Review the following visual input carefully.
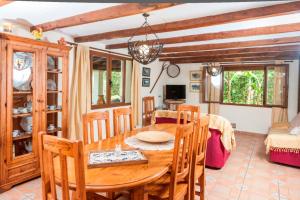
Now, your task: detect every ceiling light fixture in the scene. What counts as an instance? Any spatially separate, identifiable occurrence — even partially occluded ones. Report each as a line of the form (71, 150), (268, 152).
(128, 13), (163, 65)
(206, 62), (223, 76)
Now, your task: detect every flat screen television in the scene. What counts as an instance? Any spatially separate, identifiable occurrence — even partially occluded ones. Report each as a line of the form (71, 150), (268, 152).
(165, 85), (186, 100)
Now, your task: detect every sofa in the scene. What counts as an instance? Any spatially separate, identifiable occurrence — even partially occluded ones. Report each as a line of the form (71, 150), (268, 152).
(265, 113), (300, 167)
(152, 110), (236, 169)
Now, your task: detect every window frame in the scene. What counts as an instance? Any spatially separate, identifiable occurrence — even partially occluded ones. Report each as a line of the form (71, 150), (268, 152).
(204, 64), (289, 108)
(90, 50), (132, 109)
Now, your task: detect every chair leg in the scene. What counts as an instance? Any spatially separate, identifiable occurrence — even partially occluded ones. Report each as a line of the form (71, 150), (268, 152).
(198, 173), (205, 200)
(190, 177), (196, 200)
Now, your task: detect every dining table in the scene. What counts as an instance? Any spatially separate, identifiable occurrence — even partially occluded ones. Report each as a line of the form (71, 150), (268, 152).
(53, 123), (178, 200)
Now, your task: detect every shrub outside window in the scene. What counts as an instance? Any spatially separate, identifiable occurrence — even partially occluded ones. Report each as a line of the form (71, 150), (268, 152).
(204, 65), (288, 108)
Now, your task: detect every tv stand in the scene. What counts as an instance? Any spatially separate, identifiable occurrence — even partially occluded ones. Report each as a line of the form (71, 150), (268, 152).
(164, 99), (185, 111)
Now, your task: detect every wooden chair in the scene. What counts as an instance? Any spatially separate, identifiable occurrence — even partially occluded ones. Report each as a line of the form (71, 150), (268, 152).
(38, 131), (87, 200)
(82, 111), (111, 145)
(146, 122), (195, 200)
(113, 107), (134, 136)
(190, 118), (209, 200)
(143, 96), (155, 126)
(177, 104), (200, 124)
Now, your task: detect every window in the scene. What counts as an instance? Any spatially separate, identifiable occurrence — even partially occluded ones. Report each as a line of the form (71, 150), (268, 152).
(204, 65), (288, 107)
(91, 51), (133, 109)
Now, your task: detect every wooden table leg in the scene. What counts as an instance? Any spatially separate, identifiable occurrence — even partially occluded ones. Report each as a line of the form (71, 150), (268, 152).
(131, 186), (148, 200)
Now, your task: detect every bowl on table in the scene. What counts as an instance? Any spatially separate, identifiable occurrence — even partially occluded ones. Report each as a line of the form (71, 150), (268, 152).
(135, 131), (174, 143)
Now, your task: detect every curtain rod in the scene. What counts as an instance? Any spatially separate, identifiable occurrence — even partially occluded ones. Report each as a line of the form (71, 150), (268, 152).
(67, 41), (131, 58)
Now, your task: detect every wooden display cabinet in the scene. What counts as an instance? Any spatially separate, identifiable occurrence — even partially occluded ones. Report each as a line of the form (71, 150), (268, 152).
(0, 33), (70, 191)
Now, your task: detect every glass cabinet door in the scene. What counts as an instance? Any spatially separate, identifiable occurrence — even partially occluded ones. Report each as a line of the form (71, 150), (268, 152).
(9, 49), (35, 159)
(46, 54), (63, 137)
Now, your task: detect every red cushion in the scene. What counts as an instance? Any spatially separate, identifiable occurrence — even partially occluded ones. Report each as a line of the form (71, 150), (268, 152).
(205, 128), (230, 169)
(269, 150), (300, 167)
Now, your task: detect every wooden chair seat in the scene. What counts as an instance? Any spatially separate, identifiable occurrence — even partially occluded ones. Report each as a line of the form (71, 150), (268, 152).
(146, 182), (188, 200)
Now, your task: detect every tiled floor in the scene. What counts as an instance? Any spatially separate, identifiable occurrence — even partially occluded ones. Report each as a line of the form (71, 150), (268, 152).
(0, 132), (299, 200)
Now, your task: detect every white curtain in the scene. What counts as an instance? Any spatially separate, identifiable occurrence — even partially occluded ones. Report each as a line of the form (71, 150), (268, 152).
(271, 66), (288, 124)
(69, 45), (91, 139)
(131, 61), (142, 127)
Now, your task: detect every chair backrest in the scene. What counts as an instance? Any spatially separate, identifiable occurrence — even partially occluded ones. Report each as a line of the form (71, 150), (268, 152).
(169, 122), (195, 200)
(113, 107), (134, 136)
(193, 118), (209, 166)
(143, 96), (155, 126)
(177, 104), (200, 124)
(82, 111), (111, 145)
(38, 132), (86, 200)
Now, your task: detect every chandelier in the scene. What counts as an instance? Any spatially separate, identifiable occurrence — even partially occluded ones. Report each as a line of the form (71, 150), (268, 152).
(206, 62), (223, 76)
(128, 13), (163, 65)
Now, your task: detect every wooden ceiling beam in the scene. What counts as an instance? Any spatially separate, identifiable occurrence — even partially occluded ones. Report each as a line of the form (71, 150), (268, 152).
(167, 56), (297, 64)
(159, 45), (300, 59)
(75, 1), (300, 43)
(30, 3), (179, 32)
(106, 22), (300, 49)
(0, 1), (12, 7)
(162, 36), (300, 53)
(160, 52), (300, 62)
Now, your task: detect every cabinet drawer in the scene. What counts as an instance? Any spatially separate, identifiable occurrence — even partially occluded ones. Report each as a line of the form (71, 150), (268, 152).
(8, 161), (38, 180)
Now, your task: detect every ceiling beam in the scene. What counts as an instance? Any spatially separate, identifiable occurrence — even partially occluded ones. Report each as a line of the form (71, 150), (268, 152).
(106, 22), (300, 49)
(161, 52), (299, 63)
(162, 36), (300, 53)
(0, 1), (12, 7)
(168, 56), (297, 64)
(159, 45), (300, 59)
(75, 1), (300, 43)
(30, 3), (180, 32)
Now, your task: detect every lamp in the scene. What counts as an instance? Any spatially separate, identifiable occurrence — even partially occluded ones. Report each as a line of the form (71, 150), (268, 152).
(128, 13), (163, 65)
(206, 62), (223, 76)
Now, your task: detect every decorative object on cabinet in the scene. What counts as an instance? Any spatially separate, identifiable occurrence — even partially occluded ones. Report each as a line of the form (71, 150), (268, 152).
(0, 33), (70, 191)
(142, 78), (150, 87)
(31, 27), (43, 40)
(3, 23), (13, 33)
(142, 67), (151, 77)
(57, 37), (67, 45)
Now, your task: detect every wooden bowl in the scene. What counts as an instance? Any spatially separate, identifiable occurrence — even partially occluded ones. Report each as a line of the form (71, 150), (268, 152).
(135, 131), (174, 143)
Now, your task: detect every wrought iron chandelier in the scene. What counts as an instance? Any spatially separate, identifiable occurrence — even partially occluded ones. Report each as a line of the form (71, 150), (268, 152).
(128, 13), (163, 65)
(206, 62), (223, 76)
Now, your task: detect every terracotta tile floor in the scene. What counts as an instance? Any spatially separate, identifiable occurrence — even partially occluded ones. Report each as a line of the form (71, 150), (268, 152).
(0, 132), (299, 200)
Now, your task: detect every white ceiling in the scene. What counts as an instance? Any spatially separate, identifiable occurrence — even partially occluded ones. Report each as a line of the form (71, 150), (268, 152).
(1, 1), (298, 51)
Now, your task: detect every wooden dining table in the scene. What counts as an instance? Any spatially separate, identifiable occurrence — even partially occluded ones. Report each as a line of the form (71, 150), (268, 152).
(53, 123), (178, 200)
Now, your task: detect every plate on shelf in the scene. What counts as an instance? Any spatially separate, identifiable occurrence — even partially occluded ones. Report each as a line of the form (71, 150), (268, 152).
(20, 116), (32, 132)
(13, 52), (33, 91)
(135, 131), (174, 143)
(47, 79), (57, 90)
(47, 56), (55, 70)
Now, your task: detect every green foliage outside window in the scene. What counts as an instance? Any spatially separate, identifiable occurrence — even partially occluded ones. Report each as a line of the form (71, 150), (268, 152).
(111, 71), (122, 102)
(223, 70), (268, 105)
